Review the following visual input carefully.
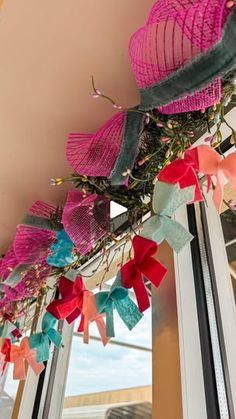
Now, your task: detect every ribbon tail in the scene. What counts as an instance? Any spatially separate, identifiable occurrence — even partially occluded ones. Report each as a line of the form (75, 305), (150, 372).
(27, 354), (45, 376)
(47, 328), (62, 350)
(105, 306), (115, 338)
(132, 274), (150, 313)
(83, 318), (89, 344)
(213, 170), (225, 212)
(158, 218), (193, 253)
(115, 297), (143, 330)
(95, 317), (109, 346)
(13, 357), (25, 380)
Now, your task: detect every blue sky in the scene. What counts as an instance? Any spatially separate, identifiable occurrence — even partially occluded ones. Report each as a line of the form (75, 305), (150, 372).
(65, 308), (152, 396)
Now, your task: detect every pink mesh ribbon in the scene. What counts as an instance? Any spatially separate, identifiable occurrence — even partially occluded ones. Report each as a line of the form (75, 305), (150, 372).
(10, 337), (45, 380)
(3, 262), (51, 302)
(13, 225), (55, 265)
(62, 190), (110, 255)
(78, 291), (109, 346)
(129, 0), (229, 114)
(0, 247), (18, 281)
(11, 200), (58, 265)
(66, 112), (125, 177)
(196, 145), (236, 212)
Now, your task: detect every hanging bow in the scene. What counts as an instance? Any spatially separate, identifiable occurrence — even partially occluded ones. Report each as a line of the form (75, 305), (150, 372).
(0, 339), (11, 375)
(95, 273), (143, 338)
(1, 338), (11, 362)
(158, 147), (203, 202)
(47, 229), (77, 268)
(195, 145), (236, 212)
(10, 337), (45, 380)
(121, 236), (167, 312)
(78, 291), (109, 346)
(62, 190), (110, 256)
(142, 182), (194, 253)
(46, 276), (84, 323)
(29, 312), (62, 363)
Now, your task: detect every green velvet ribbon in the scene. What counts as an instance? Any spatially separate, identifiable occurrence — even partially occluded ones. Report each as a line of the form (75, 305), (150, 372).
(95, 273), (143, 337)
(142, 182), (194, 253)
(139, 9), (236, 110)
(29, 312), (62, 363)
(23, 215), (62, 231)
(4, 264), (31, 288)
(109, 109), (145, 186)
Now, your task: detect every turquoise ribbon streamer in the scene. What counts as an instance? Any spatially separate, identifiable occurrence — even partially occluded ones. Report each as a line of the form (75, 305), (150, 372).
(142, 182), (194, 253)
(29, 312), (62, 363)
(95, 273), (143, 337)
(47, 230), (77, 268)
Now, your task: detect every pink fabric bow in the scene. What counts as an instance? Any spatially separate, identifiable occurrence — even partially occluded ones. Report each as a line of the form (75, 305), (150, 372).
(10, 337), (45, 380)
(78, 291), (109, 346)
(158, 147), (203, 202)
(62, 190), (110, 256)
(196, 145), (236, 212)
(121, 236), (167, 312)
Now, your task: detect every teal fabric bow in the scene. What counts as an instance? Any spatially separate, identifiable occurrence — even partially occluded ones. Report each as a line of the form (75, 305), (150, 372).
(29, 312), (62, 363)
(47, 230), (77, 268)
(142, 182), (194, 253)
(95, 273), (143, 338)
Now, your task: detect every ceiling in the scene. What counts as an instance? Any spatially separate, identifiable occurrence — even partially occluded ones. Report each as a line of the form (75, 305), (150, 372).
(0, 0), (154, 251)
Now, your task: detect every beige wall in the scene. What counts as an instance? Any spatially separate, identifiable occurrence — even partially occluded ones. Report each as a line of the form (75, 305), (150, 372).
(64, 385), (151, 408)
(0, 0), (154, 251)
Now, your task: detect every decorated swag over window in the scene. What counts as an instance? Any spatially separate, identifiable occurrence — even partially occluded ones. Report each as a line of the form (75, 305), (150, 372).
(1, 0), (236, 381)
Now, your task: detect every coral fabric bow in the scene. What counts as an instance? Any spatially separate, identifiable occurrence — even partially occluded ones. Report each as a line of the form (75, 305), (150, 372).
(96, 273), (143, 338)
(158, 147), (203, 202)
(196, 145), (236, 212)
(121, 236), (167, 312)
(29, 312), (62, 363)
(142, 182), (194, 253)
(46, 276), (84, 323)
(78, 291), (109, 346)
(10, 337), (45, 380)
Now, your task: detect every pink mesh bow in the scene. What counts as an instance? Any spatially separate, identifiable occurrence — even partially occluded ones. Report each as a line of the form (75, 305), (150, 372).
(78, 291), (109, 346)
(66, 112), (125, 177)
(62, 190), (110, 255)
(10, 337), (45, 380)
(129, 0), (229, 114)
(13, 200), (58, 265)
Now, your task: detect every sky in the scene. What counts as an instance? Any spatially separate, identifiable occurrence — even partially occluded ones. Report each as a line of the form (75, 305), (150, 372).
(65, 308), (152, 396)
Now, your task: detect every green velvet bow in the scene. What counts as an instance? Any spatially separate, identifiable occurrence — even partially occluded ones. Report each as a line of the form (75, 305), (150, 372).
(95, 273), (143, 338)
(142, 182), (194, 253)
(29, 312), (62, 363)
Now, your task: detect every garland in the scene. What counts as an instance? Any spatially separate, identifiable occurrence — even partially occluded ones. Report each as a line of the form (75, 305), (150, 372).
(0, 0), (236, 382)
